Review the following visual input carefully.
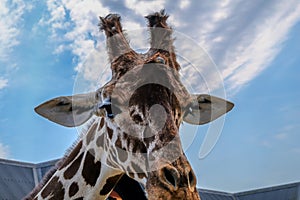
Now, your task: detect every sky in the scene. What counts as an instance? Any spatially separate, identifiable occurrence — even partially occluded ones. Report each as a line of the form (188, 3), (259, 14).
(1, 0), (300, 193)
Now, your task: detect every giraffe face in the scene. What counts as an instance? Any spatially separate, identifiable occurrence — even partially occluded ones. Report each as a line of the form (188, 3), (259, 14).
(33, 10), (234, 200)
(113, 67), (200, 198)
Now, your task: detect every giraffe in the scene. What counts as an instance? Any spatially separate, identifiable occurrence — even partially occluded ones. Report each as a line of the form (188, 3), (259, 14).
(24, 10), (234, 200)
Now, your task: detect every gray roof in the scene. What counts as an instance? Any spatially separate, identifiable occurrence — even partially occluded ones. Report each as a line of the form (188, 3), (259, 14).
(0, 158), (299, 200)
(0, 158), (58, 200)
(234, 182), (300, 200)
(198, 183), (300, 200)
(198, 189), (234, 200)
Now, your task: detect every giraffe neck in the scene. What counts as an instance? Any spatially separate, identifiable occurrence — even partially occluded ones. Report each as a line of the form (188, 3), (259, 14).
(25, 117), (130, 200)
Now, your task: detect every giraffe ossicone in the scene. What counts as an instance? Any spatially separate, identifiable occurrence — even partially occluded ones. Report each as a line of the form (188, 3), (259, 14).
(25, 10), (234, 200)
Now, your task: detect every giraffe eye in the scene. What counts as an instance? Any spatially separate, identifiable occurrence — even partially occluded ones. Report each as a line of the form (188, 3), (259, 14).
(156, 56), (165, 64)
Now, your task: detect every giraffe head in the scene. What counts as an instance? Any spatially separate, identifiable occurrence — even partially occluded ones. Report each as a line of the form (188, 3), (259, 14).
(34, 10), (234, 199)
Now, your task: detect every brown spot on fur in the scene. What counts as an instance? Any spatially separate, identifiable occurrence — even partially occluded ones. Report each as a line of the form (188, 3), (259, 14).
(99, 174), (123, 195)
(144, 135), (155, 148)
(126, 166), (135, 179)
(64, 153), (84, 180)
(82, 151), (102, 186)
(138, 173), (146, 180)
(69, 182), (79, 197)
(41, 176), (57, 197)
(86, 123), (97, 145)
(123, 132), (128, 140)
(115, 136), (128, 162)
(41, 176), (64, 199)
(59, 141), (82, 170)
(131, 162), (146, 179)
(96, 133), (105, 147)
(116, 147), (128, 163)
(128, 172), (135, 179)
(107, 126), (113, 139)
(49, 181), (65, 200)
(132, 140), (147, 153)
(99, 118), (105, 131)
(115, 135), (122, 147)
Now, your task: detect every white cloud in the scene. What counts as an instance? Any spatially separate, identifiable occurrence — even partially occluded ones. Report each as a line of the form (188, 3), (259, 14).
(274, 133), (288, 140)
(124, 0), (167, 16)
(122, 22), (148, 52)
(0, 0), (26, 61)
(145, 0), (300, 95)
(260, 140), (272, 148)
(0, 78), (8, 90)
(274, 124), (299, 141)
(0, 143), (9, 159)
(195, 0), (300, 94)
(124, 0), (300, 95)
(42, 0), (300, 96)
(41, 0), (110, 88)
(224, 3), (300, 93)
(179, 0), (190, 10)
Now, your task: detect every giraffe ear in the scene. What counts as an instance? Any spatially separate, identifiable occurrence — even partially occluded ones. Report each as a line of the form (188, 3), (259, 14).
(183, 94), (234, 125)
(35, 93), (97, 127)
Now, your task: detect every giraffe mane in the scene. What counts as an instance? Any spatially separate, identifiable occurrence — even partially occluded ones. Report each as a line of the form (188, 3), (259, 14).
(24, 156), (72, 199)
(23, 117), (98, 199)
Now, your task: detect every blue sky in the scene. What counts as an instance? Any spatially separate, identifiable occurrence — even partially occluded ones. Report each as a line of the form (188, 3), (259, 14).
(1, 0), (300, 193)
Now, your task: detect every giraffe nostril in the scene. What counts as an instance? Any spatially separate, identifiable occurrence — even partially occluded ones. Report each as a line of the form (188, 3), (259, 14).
(161, 167), (178, 189)
(188, 170), (196, 188)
